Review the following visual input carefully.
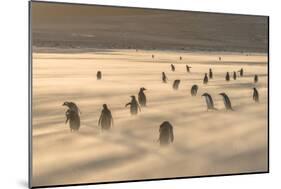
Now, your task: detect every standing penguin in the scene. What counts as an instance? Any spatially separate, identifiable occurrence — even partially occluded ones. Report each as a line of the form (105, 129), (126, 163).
(219, 93), (233, 111)
(219, 57), (222, 61)
(162, 72), (168, 83)
(125, 96), (141, 115)
(203, 73), (208, 84)
(253, 87), (259, 103)
(138, 87), (147, 107)
(233, 71), (237, 80)
(62, 101), (81, 115)
(186, 65), (192, 72)
(225, 72), (230, 81)
(97, 71), (102, 80)
(65, 109), (80, 132)
(191, 85), (199, 96)
(202, 93), (217, 111)
(209, 68), (213, 79)
(158, 121), (174, 146)
(98, 104), (113, 130)
(173, 80), (180, 90)
(152, 54), (154, 59)
(180, 56), (182, 61)
(238, 68), (244, 77)
(171, 64), (175, 72)
(254, 74), (258, 83)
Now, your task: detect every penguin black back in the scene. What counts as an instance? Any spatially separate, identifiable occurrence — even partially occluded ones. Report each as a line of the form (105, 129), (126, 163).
(203, 73), (208, 84)
(202, 93), (216, 111)
(98, 104), (113, 130)
(219, 93), (233, 111)
(238, 68), (244, 77)
(253, 88), (259, 103)
(225, 72), (230, 81)
(173, 80), (180, 90)
(233, 71), (237, 80)
(158, 121), (174, 146)
(162, 72), (167, 83)
(254, 74), (258, 83)
(138, 87), (147, 107)
(97, 71), (102, 80)
(171, 64), (175, 72)
(65, 109), (80, 132)
(191, 85), (199, 96)
(209, 68), (213, 79)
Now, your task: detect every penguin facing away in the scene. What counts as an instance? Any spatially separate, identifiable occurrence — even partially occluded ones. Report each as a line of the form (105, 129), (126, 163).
(98, 104), (114, 130)
(233, 71), (237, 80)
(62, 101), (80, 115)
(173, 80), (181, 90)
(225, 72), (230, 81)
(253, 87), (259, 103)
(186, 65), (191, 72)
(162, 72), (167, 83)
(158, 121), (174, 146)
(203, 73), (208, 84)
(97, 71), (102, 80)
(171, 64), (175, 72)
(219, 93), (233, 111)
(138, 87), (147, 107)
(125, 96), (141, 115)
(202, 93), (217, 111)
(254, 75), (258, 83)
(65, 109), (80, 132)
(209, 68), (213, 79)
(191, 85), (199, 96)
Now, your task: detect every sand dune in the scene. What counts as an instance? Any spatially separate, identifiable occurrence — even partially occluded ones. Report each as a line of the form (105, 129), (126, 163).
(32, 49), (268, 187)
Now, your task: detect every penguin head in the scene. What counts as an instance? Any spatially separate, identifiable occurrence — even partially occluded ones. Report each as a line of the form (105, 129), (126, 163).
(62, 101), (69, 106)
(140, 87), (147, 91)
(219, 92), (226, 97)
(201, 93), (208, 97)
(103, 104), (108, 109)
(131, 95), (136, 99)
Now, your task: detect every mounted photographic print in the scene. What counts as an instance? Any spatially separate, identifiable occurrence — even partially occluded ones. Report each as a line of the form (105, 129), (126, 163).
(29, 1), (269, 188)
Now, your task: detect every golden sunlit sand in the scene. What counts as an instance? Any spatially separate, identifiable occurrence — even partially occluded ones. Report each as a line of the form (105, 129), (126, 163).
(32, 49), (268, 186)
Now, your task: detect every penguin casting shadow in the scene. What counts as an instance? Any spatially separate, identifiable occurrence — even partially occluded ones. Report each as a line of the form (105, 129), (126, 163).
(138, 87), (147, 107)
(219, 93), (233, 111)
(125, 96), (141, 115)
(191, 85), (199, 96)
(202, 93), (217, 111)
(158, 121), (174, 146)
(173, 80), (180, 90)
(98, 104), (114, 130)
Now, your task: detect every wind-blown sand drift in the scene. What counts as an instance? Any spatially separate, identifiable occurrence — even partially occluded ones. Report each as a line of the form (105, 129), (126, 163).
(32, 49), (268, 186)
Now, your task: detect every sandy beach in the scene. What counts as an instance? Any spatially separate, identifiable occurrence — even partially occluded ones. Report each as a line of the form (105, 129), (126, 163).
(32, 49), (268, 186)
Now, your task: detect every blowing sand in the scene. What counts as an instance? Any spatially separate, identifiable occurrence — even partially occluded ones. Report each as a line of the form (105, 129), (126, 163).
(32, 49), (268, 186)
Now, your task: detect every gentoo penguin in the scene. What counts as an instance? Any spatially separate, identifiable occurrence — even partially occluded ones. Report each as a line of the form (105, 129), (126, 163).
(219, 57), (222, 61)
(173, 80), (180, 90)
(209, 68), (213, 79)
(65, 109), (80, 132)
(162, 72), (167, 83)
(225, 72), (230, 81)
(180, 56), (182, 61)
(138, 87), (147, 107)
(125, 96), (141, 115)
(191, 85), (199, 96)
(171, 64), (175, 72)
(186, 65), (192, 72)
(202, 93), (217, 111)
(62, 101), (80, 115)
(97, 71), (102, 80)
(254, 74), (258, 83)
(253, 87), (259, 103)
(158, 121), (174, 146)
(152, 54), (154, 59)
(98, 104), (113, 130)
(219, 93), (233, 111)
(233, 71), (237, 80)
(238, 68), (244, 77)
(203, 73), (208, 84)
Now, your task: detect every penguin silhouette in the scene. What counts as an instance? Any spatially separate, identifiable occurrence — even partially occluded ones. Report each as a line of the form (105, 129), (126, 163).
(158, 121), (174, 146)
(180, 56), (182, 61)
(98, 104), (113, 130)
(225, 72), (230, 81)
(219, 57), (222, 61)
(171, 64), (175, 72)
(233, 71), (237, 80)
(219, 93), (233, 111)
(138, 87), (147, 107)
(65, 109), (80, 132)
(152, 54), (154, 59)
(209, 68), (213, 79)
(203, 73), (208, 84)
(191, 85), (199, 96)
(162, 72), (167, 83)
(62, 101), (81, 115)
(173, 80), (180, 90)
(202, 93), (217, 111)
(186, 65), (192, 72)
(125, 96), (141, 115)
(97, 71), (102, 80)
(253, 88), (259, 103)
(254, 74), (258, 83)
(238, 68), (244, 77)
